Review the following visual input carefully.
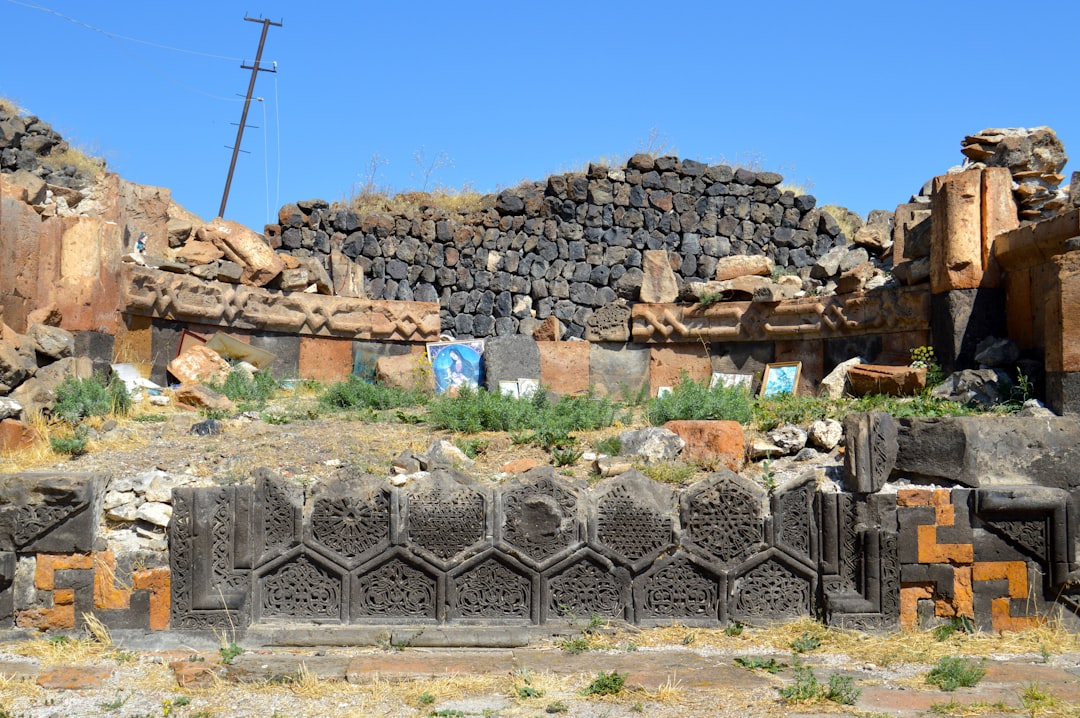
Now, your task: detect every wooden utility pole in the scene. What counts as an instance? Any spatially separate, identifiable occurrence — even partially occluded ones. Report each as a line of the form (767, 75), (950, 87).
(219, 16), (281, 219)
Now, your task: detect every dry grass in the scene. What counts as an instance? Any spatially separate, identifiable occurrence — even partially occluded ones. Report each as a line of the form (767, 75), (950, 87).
(39, 144), (105, 176)
(820, 204), (863, 241)
(0, 96), (19, 117)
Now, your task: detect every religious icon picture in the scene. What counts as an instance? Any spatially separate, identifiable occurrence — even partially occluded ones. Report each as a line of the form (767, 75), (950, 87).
(427, 340), (484, 395)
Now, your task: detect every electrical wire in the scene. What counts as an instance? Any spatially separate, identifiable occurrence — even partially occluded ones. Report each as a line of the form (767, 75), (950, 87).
(4, 0), (266, 62)
(273, 67), (282, 215)
(261, 97), (270, 225)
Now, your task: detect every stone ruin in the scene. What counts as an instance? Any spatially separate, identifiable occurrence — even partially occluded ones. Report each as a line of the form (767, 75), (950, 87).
(1, 108), (1079, 642)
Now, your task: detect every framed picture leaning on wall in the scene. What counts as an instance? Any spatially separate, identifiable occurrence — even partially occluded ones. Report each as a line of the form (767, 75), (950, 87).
(760, 361), (801, 397)
(427, 339), (484, 395)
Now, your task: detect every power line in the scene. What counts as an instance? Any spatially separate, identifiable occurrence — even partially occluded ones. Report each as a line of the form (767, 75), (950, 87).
(3, 0), (271, 62)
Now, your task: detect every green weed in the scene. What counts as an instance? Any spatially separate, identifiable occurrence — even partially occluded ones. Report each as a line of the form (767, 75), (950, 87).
(926, 656), (985, 691)
(218, 642), (243, 665)
(734, 656), (785, 674)
(318, 375), (427, 412)
(646, 372), (753, 425)
(208, 369), (280, 407)
(824, 674), (861, 705)
(780, 664), (820, 702)
(594, 434), (622, 456)
(54, 374), (131, 424)
(581, 671), (626, 696)
(932, 615), (975, 642)
(792, 632), (822, 653)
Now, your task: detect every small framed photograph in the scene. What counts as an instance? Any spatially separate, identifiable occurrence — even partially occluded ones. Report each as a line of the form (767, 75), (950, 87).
(499, 381), (520, 398)
(427, 340), (484, 395)
(760, 361), (802, 397)
(517, 378), (539, 398)
(656, 386), (673, 398)
(711, 372), (753, 390)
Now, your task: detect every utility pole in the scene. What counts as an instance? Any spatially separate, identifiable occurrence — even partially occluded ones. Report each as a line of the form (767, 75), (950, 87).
(219, 16), (281, 219)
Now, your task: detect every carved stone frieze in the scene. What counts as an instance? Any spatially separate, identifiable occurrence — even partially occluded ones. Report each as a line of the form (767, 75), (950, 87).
(633, 552), (723, 625)
(400, 471), (490, 569)
(682, 471), (767, 568)
(498, 468), (584, 569)
(731, 552), (815, 623)
(257, 551), (343, 622)
(122, 265), (440, 340)
(630, 286), (931, 343)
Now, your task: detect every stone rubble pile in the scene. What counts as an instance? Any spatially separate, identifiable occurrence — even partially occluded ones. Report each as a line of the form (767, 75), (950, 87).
(960, 127), (1069, 221)
(0, 105), (103, 217)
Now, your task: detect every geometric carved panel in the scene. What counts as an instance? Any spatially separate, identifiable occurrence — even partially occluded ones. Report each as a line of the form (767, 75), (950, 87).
(499, 468), (583, 570)
(592, 471), (676, 571)
(401, 471), (490, 569)
(306, 479), (390, 570)
(544, 552), (626, 622)
(731, 553), (814, 623)
(258, 551), (343, 622)
(352, 550), (439, 622)
(682, 470), (766, 568)
(633, 552), (722, 625)
(450, 552), (534, 622)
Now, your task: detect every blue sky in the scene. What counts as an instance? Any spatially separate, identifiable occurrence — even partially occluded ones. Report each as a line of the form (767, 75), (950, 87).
(3, 0), (1077, 233)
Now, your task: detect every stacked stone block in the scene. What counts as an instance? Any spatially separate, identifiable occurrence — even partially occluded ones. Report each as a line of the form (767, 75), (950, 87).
(268, 155), (847, 340)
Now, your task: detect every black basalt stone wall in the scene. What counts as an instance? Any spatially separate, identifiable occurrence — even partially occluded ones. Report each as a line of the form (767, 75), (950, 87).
(270, 155), (847, 339)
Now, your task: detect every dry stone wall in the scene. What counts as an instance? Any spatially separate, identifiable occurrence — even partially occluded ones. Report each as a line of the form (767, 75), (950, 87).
(269, 156), (848, 339)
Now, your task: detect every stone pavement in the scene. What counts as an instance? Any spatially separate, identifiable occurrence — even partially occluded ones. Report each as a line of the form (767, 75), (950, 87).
(2, 645), (1078, 717)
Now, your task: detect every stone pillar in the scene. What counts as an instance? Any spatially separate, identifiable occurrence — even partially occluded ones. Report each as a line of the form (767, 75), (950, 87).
(1045, 251), (1080, 414)
(928, 169), (1016, 373)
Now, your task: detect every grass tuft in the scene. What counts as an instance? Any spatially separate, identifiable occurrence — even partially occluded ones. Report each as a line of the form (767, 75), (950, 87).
(926, 656), (986, 691)
(646, 373), (753, 425)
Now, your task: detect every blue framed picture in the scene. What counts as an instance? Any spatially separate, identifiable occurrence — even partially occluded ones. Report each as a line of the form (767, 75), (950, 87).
(427, 340), (484, 395)
(760, 361), (801, 397)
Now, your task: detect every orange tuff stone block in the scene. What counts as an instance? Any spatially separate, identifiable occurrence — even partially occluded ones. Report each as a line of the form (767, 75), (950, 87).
(917, 524), (973, 565)
(93, 551), (131, 611)
(897, 488), (935, 507)
(990, 597), (1043, 633)
(980, 167), (1018, 288)
(931, 170), (985, 293)
(935, 565), (973, 619)
(35, 553), (94, 591)
(1005, 268), (1035, 351)
(648, 344), (711, 397)
(900, 582), (935, 631)
(0, 418), (41, 453)
(501, 458), (542, 474)
(973, 560), (1029, 599)
(133, 568), (171, 631)
(37, 665), (114, 690)
(16, 604), (75, 630)
(662, 420), (745, 471)
(537, 340), (591, 395)
(1050, 252), (1080, 372)
(299, 335), (354, 383)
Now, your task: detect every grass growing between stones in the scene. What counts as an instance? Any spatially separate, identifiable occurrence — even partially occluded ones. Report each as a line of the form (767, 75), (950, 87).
(317, 375), (429, 413)
(646, 374), (754, 425)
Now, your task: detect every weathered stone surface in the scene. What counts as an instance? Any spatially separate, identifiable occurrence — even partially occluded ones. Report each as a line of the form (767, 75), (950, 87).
(836, 262), (877, 294)
(714, 255), (773, 281)
(767, 424), (807, 455)
(174, 240), (223, 266)
(172, 383), (235, 412)
(584, 303), (631, 342)
(483, 336), (541, 393)
(930, 170), (984, 292)
(135, 502), (173, 528)
(892, 257), (931, 286)
(893, 415), (1080, 490)
(818, 356), (864, 399)
(375, 354), (431, 391)
(648, 345), (711, 396)
(0, 339), (28, 391)
(808, 418), (843, 450)
(633, 286), (931, 343)
(0, 418), (38, 452)
(537, 341), (590, 395)
(9, 378), (56, 417)
(847, 364), (926, 397)
(0, 397), (22, 421)
(663, 420), (744, 471)
(843, 412), (897, 493)
(27, 323), (73, 360)
(123, 266), (440, 341)
(532, 316), (563, 342)
(329, 250), (365, 298)
(973, 336), (1020, 368)
(618, 427), (684, 464)
(930, 368), (1011, 407)
(640, 250), (678, 303)
(752, 281), (800, 303)
(930, 288), (1006, 373)
(0, 473), (105, 552)
(195, 218), (284, 286)
(167, 344), (231, 385)
(36, 665), (113, 690)
(589, 342), (649, 398)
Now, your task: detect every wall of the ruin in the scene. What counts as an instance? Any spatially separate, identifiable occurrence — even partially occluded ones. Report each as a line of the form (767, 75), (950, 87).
(268, 157), (850, 340)
(2, 414), (1076, 637)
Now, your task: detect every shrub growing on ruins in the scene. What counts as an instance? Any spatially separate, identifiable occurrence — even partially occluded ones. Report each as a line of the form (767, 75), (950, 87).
(209, 369), (280, 409)
(428, 386), (615, 438)
(646, 374), (753, 425)
(53, 374), (130, 424)
(317, 375), (427, 412)
(926, 656), (985, 691)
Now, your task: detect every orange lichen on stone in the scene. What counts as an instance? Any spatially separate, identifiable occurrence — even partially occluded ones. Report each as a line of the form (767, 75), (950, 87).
(133, 568), (171, 631)
(15, 604), (75, 630)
